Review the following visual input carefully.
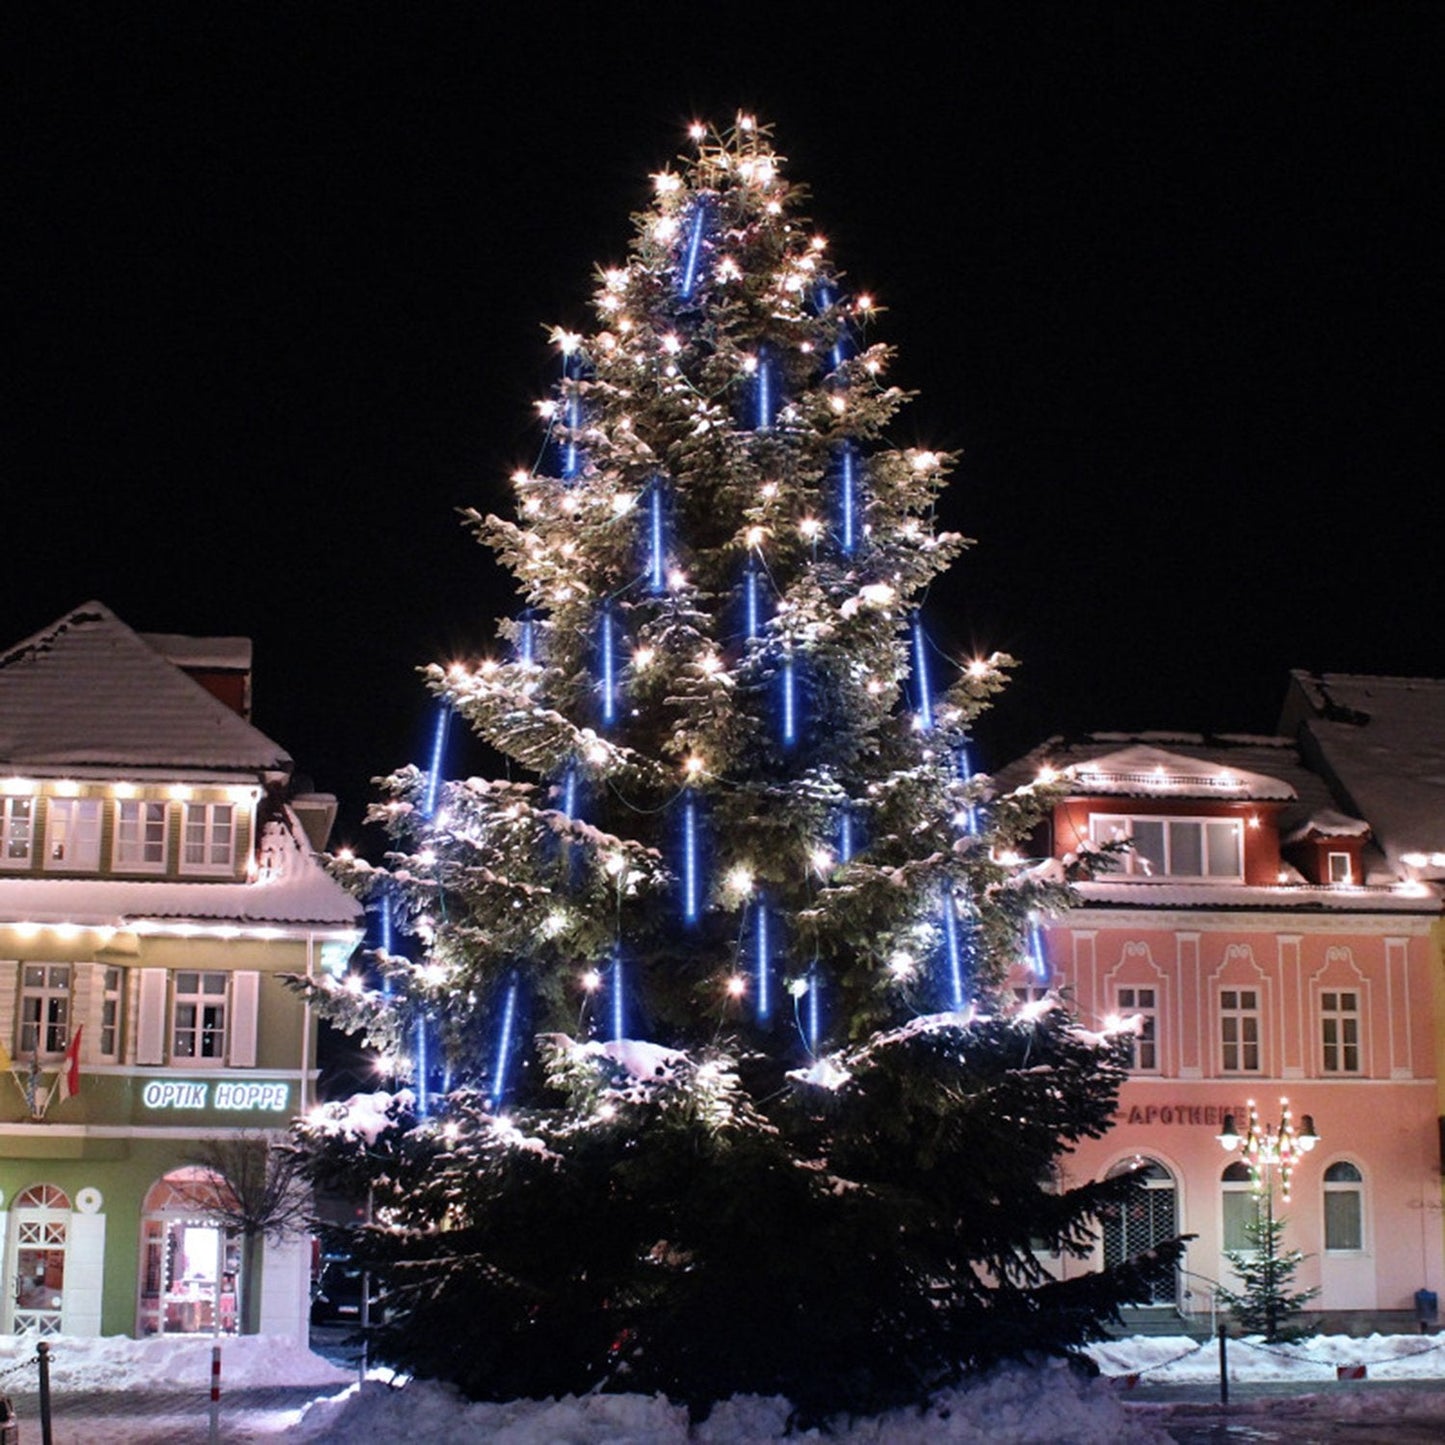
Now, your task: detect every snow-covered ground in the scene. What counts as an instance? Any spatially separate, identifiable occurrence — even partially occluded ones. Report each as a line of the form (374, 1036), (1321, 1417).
(1, 1332), (1444, 1443)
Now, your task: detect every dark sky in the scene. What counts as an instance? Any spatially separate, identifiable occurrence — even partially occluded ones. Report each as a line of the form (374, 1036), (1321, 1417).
(10, 5), (1442, 844)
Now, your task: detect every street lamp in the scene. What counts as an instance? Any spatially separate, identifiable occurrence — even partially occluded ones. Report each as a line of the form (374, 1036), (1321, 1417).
(1216, 1097), (1320, 1340)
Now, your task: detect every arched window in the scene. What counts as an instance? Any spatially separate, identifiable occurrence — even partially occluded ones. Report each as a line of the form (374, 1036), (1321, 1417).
(1323, 1161), (1364, 1252)
(1102, 1158), (1178, 1305)
(1221, 1161), (1256, 1252)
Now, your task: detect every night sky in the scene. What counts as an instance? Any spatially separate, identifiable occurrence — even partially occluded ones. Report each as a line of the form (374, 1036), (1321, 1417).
(11, 6), (1442, 846)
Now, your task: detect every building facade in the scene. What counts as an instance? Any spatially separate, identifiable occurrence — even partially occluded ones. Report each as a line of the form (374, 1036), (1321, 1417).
(0, 603), (361, 1340)
(1005, 734), (1443, 1331)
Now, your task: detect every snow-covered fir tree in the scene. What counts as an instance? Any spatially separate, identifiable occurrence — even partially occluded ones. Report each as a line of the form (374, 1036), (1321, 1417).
(296, 114), (1185, 1417)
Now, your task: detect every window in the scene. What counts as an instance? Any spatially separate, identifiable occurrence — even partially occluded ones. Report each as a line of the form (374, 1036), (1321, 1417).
(1, 796), (34, 867)
(19, 964), (72, 1057)
(99, 965), (123, 1059)
(1323, 1161), (1364, 1251)
(45, 797), (102, 871)
(1220, 988), (1261, 1072)
(1013, 985), (1048, 1005)
(181, 802), (235, 873)
(1117, 986), (1159, 1072)
(1221, 1160), (1257, 1252)
(1327, 852), (1353, 884)
(172, 971), (227, 1060)
(1090, 814), (1244, 881)
(115, 800), (168, 871)
(1320, 991), (1361, 1074)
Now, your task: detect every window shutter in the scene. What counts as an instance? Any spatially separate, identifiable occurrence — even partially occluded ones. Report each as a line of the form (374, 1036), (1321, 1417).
(229, 971), (259, 1067)
(136, 969), (168, 1065)
(0, 960), (17, 1055)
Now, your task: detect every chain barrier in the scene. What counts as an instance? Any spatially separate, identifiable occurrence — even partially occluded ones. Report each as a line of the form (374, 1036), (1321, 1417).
(0, 1354), (36, 1386)
(1096, 1338), (1206, 1380)
(1231, 1333), (1445, 1371)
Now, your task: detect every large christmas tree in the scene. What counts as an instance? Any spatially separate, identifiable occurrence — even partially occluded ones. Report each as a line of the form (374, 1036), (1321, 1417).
(298, 114), (1183, 1417)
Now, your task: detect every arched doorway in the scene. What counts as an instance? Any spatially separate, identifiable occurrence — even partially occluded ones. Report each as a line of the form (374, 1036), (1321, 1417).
(1102, 1157), (1179, 1306)
(137, 1169), (242, 1337)
(6, 1184), (71, 1336)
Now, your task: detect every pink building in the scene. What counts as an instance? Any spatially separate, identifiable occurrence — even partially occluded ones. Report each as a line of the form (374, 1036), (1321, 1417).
(1004, 734), (1443, 1331)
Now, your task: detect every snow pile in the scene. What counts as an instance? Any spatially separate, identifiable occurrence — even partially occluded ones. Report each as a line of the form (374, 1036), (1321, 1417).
(290, 1360), (1169, 1444)
(0, 1333), (353, 1391)
(1087, 1331), (1445, 1382)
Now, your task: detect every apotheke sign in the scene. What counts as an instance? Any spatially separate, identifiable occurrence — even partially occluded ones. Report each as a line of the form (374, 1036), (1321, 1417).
(141, 1080), (291, 1112)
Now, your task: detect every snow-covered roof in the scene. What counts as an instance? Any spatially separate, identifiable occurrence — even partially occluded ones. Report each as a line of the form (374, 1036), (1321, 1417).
(0, 602), (290, 775)
(1283, 671), (1445, 879)
(1060, 743), (1296, 802)
(139, 631), (253, 672)
(1075, 879), (1435, 914)
(0, 813), (361, 930)
(1282, 809), (1372, 844)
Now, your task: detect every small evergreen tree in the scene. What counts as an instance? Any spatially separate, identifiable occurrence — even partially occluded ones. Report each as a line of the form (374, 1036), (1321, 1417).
(1218, 1205), (1320, 1341)
(296, 113), (1185, 1417)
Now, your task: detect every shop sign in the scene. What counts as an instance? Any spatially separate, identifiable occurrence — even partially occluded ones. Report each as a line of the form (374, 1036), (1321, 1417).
(1119, 1103), (1246, 1127)
(141, 1080), (291, 1111)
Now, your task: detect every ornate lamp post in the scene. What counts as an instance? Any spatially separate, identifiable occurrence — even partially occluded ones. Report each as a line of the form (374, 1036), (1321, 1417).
(1217, 1098), (1320, 1340)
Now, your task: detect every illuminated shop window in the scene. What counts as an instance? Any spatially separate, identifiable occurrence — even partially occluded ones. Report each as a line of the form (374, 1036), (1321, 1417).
(1221, 1161), (1256, 1252)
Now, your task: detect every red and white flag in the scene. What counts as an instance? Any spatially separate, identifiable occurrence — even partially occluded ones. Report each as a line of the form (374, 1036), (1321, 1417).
(55, 1025), (83, 1102)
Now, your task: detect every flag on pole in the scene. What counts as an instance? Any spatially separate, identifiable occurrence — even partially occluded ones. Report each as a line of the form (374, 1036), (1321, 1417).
(53, 1025), (83, 1104)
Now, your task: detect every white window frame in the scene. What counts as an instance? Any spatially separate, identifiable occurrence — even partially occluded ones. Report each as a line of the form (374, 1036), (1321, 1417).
(19, 963), (73, 1058)
(1322, 1160), (1365, 1253)
(1326, 851), (1353, 885)
(114, 799), (169, 873)
(1116, 985), (1160, 1073)
(1219, 987), (1262, 1073)
(171, 970), (229, 1062)
(0, 796), (35, 869)
(1090, 813), (1245, 881)
(98, 965), (123, 1061)
(1319, 989), (1361, 1075)
(44, 797), (103, 872)
(180, 802), (237, 875)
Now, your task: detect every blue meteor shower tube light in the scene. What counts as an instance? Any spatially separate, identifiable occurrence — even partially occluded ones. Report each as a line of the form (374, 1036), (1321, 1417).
(489, 975), (519, 1107)
(600, 604), (617, 726)
(912, 614), (933, 731)
(610, 953), (626, 1041)
(942, 893), (966, 1012)
(755, 900), (771, 1022)
(649, 482), (667, 593)
(682, 791), (700, 924)
(422, 703), (450, 820)
(680, 203), (707, 300)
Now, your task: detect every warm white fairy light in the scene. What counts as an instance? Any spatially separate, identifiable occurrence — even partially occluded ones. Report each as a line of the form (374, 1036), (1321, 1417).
(760, 481), (779, 500)
(581, 967), (603, 992)
(799, 516), (822, 540)
(684, 755), (706, 777)
(612, 492), (635, 515)
(604, 851), (626, 876)
(829, 395), (847, 415)
(741, 354), (759, 375)
(864, 358), (881, 375)
(717, 257), (741, 281)
(632, 645), (655, 669)
(910, 450), (939, 472)
(1036, 766), (1059, 785)
(698, 653), (722, 677)
(855, 293), (875, 312)
(726, 975), (747, 999)
(552, 328), (583, 354)
(688, 122), (706, 141)
(724, 864), (754, 898)
(535, 399), (557, 419)
(586, 742), (609, 765)
(745, 525), (766, 548)
(766, 200), (782, 215)
(738, 113), (755, 131)
(652, 171), (682, 195)
(661, 333), (682, 355)
(787, 977), (810, 999)
(335, 847), (354, 862)
(967, 659), (991, 679)
(653, 216), (680, 242)
(888, 952), (916, 979)
(668, 567), (688, 590)
(810, 846), (834, 875)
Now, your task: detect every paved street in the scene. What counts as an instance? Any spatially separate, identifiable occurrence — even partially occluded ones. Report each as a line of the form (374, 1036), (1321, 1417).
(2, 1386), (336, 1443)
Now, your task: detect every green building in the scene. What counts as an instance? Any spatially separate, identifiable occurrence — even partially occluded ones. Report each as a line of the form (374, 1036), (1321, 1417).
(1, 603), (361, 1339)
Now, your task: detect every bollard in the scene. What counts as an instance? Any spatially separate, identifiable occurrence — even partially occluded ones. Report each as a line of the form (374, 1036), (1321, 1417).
(36, 1341), (53, 1445)
(1216, 1323), (1228, 1408)
(209, 1342), (221, 1445)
